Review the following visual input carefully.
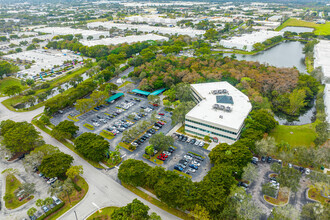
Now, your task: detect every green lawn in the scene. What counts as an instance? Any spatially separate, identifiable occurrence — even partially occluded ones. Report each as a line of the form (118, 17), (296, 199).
(269, 122), (318, 147)
(87, 206), (119, 219)
(275, 18), (330, 35)
(0, 77), (27, 96)
(4, 174), (34, 209)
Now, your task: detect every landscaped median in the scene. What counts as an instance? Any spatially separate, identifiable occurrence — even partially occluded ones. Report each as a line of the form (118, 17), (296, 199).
(307, 187), (330, 203)
(173, 169), (192, 179)
(122, 183), (192, 220)
(83, 123), (95, 130)
(143, 151), (164, 165)
(45, 176), (88, 219)
(100, 130), (115, 140)
(86, 206), (119, 219)
(3, 174), (34, 210)
(264, 187), (290, 206)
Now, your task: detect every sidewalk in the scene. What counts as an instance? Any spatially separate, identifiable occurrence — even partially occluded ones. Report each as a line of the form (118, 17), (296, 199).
(166, 123), (182, 136)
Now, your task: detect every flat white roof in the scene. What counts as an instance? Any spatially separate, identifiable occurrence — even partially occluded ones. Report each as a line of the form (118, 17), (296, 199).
(87, 22), (205, 37)
(314, 40), (330, 81)
(3, 49), (82, 76)
(220, 31), (283, 51)
(186, 82), (252, 131)
(34, 27), (109, 40)
(324, 84), (330, 125)
(80, 34), (169, 46)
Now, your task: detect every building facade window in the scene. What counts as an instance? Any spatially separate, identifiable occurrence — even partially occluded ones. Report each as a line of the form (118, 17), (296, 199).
(185, 118), (237, 135)
(185, 124), (237, 141)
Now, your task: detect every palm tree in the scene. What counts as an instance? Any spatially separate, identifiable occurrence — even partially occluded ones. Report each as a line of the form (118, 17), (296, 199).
(48, 179), (74, 204)
(35, 199), (44, 207)
(27, 207), (37, 217)
(44, 197), (54, 206)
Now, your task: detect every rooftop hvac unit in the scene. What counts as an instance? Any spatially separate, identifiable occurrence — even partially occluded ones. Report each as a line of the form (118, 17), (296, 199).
(225, 106), (232, 112)
(219, 115), (223, 119)
(219, 105), (225, 110)
(213, 104), (220, 109)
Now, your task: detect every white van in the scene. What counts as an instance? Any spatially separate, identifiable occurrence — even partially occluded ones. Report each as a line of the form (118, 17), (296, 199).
(52, 196), (62, 205)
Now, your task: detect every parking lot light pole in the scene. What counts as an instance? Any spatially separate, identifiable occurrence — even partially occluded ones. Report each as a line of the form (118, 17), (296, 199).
(74, 210), (78, 220)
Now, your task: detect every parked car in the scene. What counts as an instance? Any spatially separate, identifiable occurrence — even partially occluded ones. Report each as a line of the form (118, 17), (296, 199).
(42, 205), (49, 213)
(189, 164), (198, 170)
(266, 156), (272, 163)
(261, 156), (266, 162)
(305, 168), (310, 175)
(52, 196), (62, 205)
(174, 165), (183, 171)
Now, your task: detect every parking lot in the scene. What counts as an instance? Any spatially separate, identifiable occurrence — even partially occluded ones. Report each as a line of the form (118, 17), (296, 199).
(0, 158), (63, 220)
(50, 90), (211, 182)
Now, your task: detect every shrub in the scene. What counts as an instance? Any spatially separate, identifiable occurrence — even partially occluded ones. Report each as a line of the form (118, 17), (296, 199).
(73, 182), (82, 192)
(38, 202), (65, 220)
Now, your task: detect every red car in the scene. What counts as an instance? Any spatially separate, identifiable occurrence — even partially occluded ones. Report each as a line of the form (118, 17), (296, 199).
(160, 153), (168, 158)
(153, 104), (158, 107)
(158, 113), (165, 116)
(157, 155), (166, 161)
(157, 121), (165, 125)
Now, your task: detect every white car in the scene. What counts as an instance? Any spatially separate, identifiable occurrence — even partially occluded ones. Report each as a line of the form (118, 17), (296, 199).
(199, 141), (204, 147)
(163, 151), (171, 156)
(195, 140), (200, 146)
(186, 137), (191, 143)
(93, 123), (100, 127)
(52, 196), (62, 205)
(188, 168), (196, 173)
(305, 168), (310, 174)
(47, 177), (58, 184)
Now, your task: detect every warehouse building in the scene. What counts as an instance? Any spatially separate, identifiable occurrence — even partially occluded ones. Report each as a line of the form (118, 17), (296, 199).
(185, 82), (252, 144)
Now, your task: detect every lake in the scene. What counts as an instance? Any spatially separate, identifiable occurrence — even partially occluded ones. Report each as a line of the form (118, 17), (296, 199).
(280, 26), (314, 33)
(224, 41), (317, 125)
(224, 41), (307, 73)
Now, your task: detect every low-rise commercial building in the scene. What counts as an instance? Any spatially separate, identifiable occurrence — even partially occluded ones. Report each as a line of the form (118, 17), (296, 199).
(185, 82), (252, 144)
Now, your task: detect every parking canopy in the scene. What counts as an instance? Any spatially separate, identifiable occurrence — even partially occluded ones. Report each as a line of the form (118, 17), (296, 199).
(149, 88), (166, 96)
(131, 89), (151, 96)
(106, 93), (124, 102)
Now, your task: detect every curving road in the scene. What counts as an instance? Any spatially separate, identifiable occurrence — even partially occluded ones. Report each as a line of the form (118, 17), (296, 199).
(0, 97), (179, 220)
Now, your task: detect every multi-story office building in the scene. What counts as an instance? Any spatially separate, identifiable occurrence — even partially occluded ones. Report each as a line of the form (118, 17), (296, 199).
(185, 82), (252, 144)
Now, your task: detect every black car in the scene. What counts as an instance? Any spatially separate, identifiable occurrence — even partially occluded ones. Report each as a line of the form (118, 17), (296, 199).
(190, 139), (196, 144)
(154, 122), (162, 127)
(91, 119), (98, 122)
(178, 135), (184, 141)
(261, 156), (266, 162)
(267, 156), (272, 163)
(169, 146), (175, 151)
(148, 129), (155, 134)
(299, 167), (305, 173)
(140, 106), (146, 109)
(96, 115), (102, 119)
(182, 136), (188, 142)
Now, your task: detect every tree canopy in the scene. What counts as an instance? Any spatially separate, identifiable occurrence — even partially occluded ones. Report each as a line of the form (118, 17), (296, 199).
(39, 152), (73, 178)
(74, 132), (109, 162)
(51, 120), (79, 140)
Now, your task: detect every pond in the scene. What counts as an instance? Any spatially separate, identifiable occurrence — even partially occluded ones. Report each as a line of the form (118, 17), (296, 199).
(224, 41), (317, 125)
(274, 101), (316, 125)
(224, 41), (307, 73)
(280, 26), (314, 33)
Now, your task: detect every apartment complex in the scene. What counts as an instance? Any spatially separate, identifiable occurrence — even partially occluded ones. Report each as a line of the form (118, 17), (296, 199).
(185, 82), (252, 144)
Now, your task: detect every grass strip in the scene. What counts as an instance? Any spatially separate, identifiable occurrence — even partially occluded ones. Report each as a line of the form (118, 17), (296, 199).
(87, 206), (119, 219)
(83, 123), (95, 130)
(188, 151), (205, 159)
(173, 170), (192, 179)
(100, 130), (115, 140)
(122, 183), (192, 220)
(118, 142), (134, 152)
(68, 115), (80, 122)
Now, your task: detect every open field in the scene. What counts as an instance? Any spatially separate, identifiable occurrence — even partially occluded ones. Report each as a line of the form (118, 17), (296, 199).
(269, 121), (318, 147)
(0, 77), (28, 96)
(276, 18), (330, 35)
